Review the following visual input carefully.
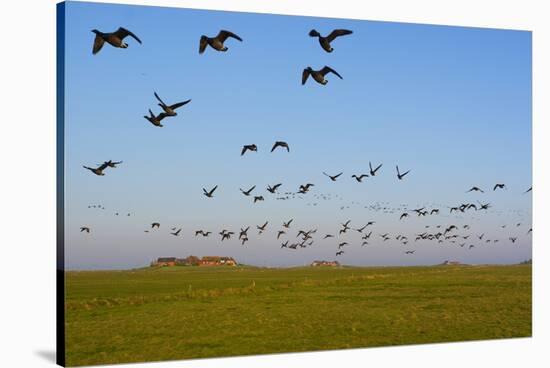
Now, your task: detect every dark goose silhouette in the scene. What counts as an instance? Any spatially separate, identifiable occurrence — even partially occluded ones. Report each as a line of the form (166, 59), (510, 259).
(271, 141), (290, 152)
(323, 172), (343, 181)
(369, 162), (382, 176)
(144, 109), (169, 127)
(267, 183), (282, 194)
(302, 66), (343, 85)
(203, 185), (218, 198)
(283, 219), (293, 228)
(92, 27), (142, 55)
(83, 162), (109, 176)
(396, 165), (410, 180)
(103, 160), (123, 168)
(151, 222), (160, 229)
(308, 29), (353, 53)
(351, 174), (368, 182)
(80, 227), (90, 233)
(493, 183), (506, 191)
(154, 92), (191, 116)
(466, 186), (484, 193)
(241, 144), (257, 156)
(240, 185), (256, 196)
(199, 30), (242, 54)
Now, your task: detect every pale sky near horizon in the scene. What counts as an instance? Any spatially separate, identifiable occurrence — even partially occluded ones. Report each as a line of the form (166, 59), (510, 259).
(62, 1), (532, 270)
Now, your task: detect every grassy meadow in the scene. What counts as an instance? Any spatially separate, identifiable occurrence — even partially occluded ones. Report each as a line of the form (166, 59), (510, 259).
(65, 264), (531, 366)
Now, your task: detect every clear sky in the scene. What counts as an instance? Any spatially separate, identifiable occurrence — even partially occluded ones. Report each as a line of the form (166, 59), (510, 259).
(62, 1), (532, 270)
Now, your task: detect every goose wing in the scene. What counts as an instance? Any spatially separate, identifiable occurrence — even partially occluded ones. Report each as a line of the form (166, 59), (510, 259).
(114, 27), (142, 43)
(320, 66), (343, 79)
(92, 35), (105, 55)
(326, 29), (353, 42)
(154, 92), (167, 106)
(302, 68), (311, 85)
(217, 30), (242, 42)
(169, 99), (191, 110)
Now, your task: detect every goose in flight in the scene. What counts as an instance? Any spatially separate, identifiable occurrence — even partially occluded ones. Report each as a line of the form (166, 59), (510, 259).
(404, 250), (415, 254)
(283, 219), (293, 228)
(267, 183), (282, 193)
(308, 29), (353, 53)
(324, 234), (334, 239)
(199, 30), (242, 54)
(351, 174), (368, 182)
(299, 183), (314, 193)
(154, 92), (191, 116)
(144, 109), (169, 127)
(336, 250), (344, 256)
(493, 183), (506, 191)
(240, 185), (255, 196)
(281, 240), (289, 248)
(302, 66), (343, 85)
(239, 227), (250, 239)
(170, 228), (182, 236)
(338, 242), (348, 249)
(241, 237), (249, 245)
(400, 213), (409, 220)
(509, 237), (518, 243)
(253, 195), (264, 203)
(80, 227), (90, 233)
(430, 209), (440, 215)
(354, 224), (368, 233)
(92, 27), (142, 55)
(466, 186), (484, 193)
(203, 185), (218, 198)
(83, 162), (109, 176)
(195, 230), (204, 237)
(396, 165), (410, 180)
(103, 160), (123, 168)
(323, 172), (343, 181)
(277, 230), (286, 239)
(271, 141), (290, 152)
(151, 222), (160, 229)
(369, 162), (382, 176)
(257, 221), (268, 233)
(241, 144), (257, 156)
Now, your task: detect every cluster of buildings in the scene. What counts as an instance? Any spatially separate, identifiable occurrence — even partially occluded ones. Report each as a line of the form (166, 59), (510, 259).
(310, 260), (340, 267)
(151, 256), (237, 267)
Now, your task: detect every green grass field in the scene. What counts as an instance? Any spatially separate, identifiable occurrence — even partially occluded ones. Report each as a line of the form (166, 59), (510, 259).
(65, 264), (531, 366)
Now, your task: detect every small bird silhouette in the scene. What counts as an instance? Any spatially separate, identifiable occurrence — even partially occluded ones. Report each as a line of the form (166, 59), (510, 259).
(271, 141), (290, 152)
(199, 30), (242, 54)
(302, 66), (343, 85)
(241, 144), (257, 156)
(91, 27), (141, 55)
(308, 29), (353, 53)
(203, 185), (218, 198)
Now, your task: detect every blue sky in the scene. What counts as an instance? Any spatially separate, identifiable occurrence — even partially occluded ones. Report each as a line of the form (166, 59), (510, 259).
(62, 1), (532, 269)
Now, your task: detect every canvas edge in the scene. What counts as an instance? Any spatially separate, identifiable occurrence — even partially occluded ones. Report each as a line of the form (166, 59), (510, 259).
(56, 1), (66, 367)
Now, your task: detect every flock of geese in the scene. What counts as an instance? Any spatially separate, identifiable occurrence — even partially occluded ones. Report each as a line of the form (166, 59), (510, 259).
(82, 24), (532, 261)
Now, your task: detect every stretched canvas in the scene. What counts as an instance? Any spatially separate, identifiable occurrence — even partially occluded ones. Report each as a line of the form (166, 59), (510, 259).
(57, 1), (532, 366)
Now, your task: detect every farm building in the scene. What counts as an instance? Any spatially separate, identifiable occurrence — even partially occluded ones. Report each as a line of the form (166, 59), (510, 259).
(311, 260), (340, 267)
(151, 256), (236, 267)
(441, 260), (462, 266)
(199, 256), (237, 266)
(154, 257), (177, 267)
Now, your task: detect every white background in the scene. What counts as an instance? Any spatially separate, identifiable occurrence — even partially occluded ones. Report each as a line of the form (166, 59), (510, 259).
(0, 0), (548, 367)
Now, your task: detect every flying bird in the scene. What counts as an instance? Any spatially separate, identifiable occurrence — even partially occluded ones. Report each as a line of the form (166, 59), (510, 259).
(524, 186), (532, 194)
(154, 92), (191, 116)
(267, 183), (282, 194)
(151, 222), (160, 229)
(92, 27), (142, 55)
(271, 141), (290, 152)
(103, 160), (123, 168)
(466, 186), (484, 193)
(253, 196), (264, 203)
(203, 185), (218, 198)
(241, 144), (258, 156)
(396, 165), (410, 180)
(199, 30), (242, 54)
(80, 227), (90, 233)
(369, 162), (383, 176)
(240, 185), (256, 196)
(323, 172), (343, 181)
(277, 230), (286, 239)
(144, 109), (169, 127)
(170, 228), (182, 236)
(283, 219), (293, 228)
(302, 66), (343, 85)
(493, 183), (506, 191)
(308, 29), (353, 53)
(351, 174), (369, 182)
(83, 162), (109, 176)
